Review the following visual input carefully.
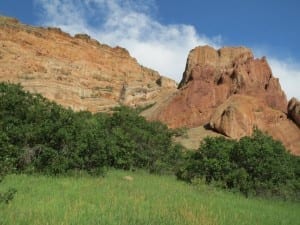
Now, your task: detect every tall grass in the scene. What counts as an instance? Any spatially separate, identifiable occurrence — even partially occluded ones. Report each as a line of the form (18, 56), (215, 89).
(0, 170), (299, 225)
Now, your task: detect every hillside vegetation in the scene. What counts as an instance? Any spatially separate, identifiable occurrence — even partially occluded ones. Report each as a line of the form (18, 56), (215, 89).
(0, 83), (182, 176)
(0, 82), (299, 202)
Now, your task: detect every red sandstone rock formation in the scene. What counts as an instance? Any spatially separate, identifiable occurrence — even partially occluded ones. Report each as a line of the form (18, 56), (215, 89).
(153, 45), (287, 128)
(149, 45), (299, 154)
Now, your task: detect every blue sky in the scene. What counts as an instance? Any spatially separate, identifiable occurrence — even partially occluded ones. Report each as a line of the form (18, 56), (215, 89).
(0, 0), (299, 98)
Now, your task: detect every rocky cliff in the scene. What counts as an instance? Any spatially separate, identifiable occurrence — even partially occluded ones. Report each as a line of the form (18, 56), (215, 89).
(151, 45), (287, 128)
(0, 16), (177, 112)
(149, 46), (299, 154)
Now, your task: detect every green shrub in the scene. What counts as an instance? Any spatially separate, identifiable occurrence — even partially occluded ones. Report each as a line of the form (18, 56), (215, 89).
(0, 83), (183, 176)
(177, 129), (300, 200)
(106, 106), (183, 173)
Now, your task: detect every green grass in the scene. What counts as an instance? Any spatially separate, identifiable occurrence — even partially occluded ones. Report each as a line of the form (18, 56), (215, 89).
(0, 170), (299, 225)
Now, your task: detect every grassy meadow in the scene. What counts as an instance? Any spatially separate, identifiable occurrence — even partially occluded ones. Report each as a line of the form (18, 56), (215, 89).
(0, 170), (299, 225)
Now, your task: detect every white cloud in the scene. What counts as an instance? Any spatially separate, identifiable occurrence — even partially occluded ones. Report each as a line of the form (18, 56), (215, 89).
(35, 0), (299, 99)
(268, 59), (300, 100)
(34, 0), (220, 82)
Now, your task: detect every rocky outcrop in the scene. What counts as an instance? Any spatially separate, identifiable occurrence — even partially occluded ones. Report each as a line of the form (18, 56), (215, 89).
(147, 45), (299, 155)
(288, 98), (300, 127)
(209, 95), (300, 155)
(152, 45), (287, 128)
(179, 45), (253, 87)
(0, 16), (177, 112)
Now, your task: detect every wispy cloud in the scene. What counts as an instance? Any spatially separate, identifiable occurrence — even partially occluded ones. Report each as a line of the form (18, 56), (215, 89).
(34, 0), (220, 82)
(35, 0), (299, 99)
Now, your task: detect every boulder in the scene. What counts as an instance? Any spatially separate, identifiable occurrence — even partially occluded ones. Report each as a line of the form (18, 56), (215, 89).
(288, 98), (300, 127)
(210, 95), (300, 155)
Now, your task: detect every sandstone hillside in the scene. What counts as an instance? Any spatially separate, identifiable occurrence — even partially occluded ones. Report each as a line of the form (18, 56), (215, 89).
(0, 16), (177, 112)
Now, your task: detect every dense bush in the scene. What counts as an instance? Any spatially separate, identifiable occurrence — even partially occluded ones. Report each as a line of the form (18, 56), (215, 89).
(106, 106), (183, 173)
(177, 130), (300, 200)
(1, 82), (299, 200)
(0, 83), (182, 175)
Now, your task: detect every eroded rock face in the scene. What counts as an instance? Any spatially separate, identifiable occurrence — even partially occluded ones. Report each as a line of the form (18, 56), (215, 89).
(153, 45), (287, 128)
(210, 95), (300, 155)
(288, 98), (300, 127)
(179, 45), (254, 87)
(0, 16), (177, 112)
(146, 45), (300, 155)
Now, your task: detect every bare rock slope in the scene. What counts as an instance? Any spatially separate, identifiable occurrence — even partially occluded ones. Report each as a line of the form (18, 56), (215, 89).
(0, 16), (177, 112)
